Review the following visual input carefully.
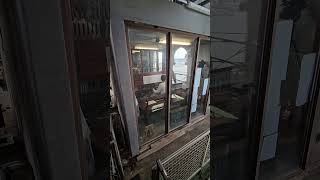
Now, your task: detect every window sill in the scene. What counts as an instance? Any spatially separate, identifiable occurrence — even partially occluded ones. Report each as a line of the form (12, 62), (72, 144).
(137, 114), (209, 161)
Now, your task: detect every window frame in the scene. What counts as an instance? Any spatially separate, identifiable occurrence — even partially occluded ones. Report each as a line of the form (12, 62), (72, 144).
(191, 38), (211, 119)
(125, 20), (210, 148)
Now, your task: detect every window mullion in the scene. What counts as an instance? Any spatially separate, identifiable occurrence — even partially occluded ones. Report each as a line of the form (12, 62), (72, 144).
(166, 32), (172, 133)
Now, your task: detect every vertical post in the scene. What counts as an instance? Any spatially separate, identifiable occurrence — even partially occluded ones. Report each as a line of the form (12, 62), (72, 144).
(166, 32), (172, 132)
(251, 0), (278, 178)
(13, 0), (85, 179)
(60, 0), (88, 179)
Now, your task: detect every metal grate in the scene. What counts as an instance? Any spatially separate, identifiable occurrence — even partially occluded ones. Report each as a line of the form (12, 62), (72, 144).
(70, 0), (110, 119)
(158, 131), (210, 180)
(71, 0), (109, 40)
(203, 137), (210, 164)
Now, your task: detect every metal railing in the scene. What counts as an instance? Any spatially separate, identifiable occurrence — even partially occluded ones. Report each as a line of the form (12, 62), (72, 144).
(155, 130), (210, 180)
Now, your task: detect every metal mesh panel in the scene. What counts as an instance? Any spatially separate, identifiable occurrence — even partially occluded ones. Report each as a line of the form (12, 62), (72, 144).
(161, 131), (210, 180)
(203, 137), (210, 164)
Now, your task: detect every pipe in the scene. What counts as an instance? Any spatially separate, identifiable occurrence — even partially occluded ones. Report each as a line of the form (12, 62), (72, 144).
(174, 0), (210, 16)
(175, 0), (188, 4)
(186, 1), (210, 16)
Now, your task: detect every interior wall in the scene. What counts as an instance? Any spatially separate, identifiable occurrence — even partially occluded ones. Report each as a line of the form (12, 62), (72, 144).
(110, 0), (210, 156)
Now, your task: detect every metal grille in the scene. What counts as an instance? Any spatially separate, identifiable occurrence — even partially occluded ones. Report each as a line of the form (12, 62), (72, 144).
(159, 131), (210, 180)
(71, 0), (108, 40)
(70, 0), (110, 117)
(70, 1), (110, 176)
(203, 137), (210, 164)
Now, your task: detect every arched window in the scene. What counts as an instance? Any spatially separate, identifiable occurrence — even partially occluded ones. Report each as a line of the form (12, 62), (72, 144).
(174, 47), (187, 60)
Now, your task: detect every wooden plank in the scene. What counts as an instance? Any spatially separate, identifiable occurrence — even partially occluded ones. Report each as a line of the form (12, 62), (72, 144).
(137, 130), (186, 161)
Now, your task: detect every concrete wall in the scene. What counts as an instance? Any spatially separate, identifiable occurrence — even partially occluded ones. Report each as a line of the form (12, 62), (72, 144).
(110, 0), (210, 156)
(111, 0), (210, 36)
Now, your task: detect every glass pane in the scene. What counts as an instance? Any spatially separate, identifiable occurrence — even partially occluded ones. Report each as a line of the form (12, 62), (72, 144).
(128, 28), (167, 144)
(259, 1), (320, 179)
(191, 39), (210, 119)
(211, 0), (269, 179)
(169, 34), (197, 129)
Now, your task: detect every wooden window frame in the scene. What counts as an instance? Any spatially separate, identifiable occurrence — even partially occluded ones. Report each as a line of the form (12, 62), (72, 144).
(193, 38), (211, 118)
(168, 33), (199, 132)
(124, 20), (210, 149)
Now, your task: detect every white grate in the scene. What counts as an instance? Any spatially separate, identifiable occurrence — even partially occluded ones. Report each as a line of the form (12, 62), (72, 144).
(159, 131), (210, 180)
